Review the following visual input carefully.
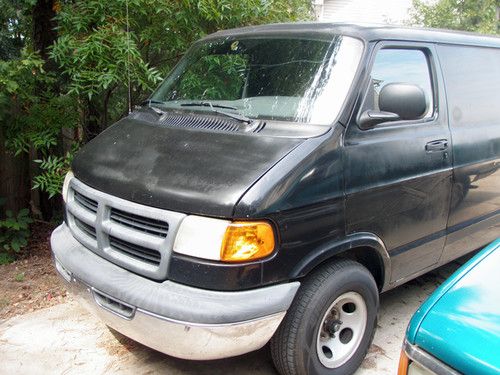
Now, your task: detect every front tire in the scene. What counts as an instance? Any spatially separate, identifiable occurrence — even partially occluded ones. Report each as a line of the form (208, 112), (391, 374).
(271, 259), (379, 375)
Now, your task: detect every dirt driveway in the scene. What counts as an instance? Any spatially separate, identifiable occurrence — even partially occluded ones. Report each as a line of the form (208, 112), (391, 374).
(0, 259), (467, 375)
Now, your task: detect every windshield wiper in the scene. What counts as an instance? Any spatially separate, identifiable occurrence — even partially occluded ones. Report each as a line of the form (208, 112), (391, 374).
(140, 99), (167, 116)
(180, 101), (252, 124)
(180, 101), (238, 110)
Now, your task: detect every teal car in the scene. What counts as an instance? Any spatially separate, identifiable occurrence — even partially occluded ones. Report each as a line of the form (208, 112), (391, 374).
(399, 238), (500, 375)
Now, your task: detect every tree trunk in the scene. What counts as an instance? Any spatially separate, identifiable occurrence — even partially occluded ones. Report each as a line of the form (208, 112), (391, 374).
(85, 97), (102, 141)
(0, 127), (30, 217)
(32, 0), (58, 71)
(31, 0), (59, 220)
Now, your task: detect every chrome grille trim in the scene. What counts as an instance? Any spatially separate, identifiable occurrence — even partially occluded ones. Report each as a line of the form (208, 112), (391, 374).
(74, 218), (97, 240)
(65, 177), (186, 280)
(74, 190), (98, 213)
(109, 236), (161, 266)
(110, 207), (169, 238)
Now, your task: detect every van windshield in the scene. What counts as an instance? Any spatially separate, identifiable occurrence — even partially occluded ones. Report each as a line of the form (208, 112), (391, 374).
(151, 35), (363, 125)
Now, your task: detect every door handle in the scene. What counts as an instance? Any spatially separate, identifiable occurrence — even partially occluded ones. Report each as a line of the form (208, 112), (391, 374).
(425, 139), (448, 152)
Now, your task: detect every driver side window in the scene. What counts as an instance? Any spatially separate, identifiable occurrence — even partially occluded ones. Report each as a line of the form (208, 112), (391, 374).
(368, 48), (434, 118)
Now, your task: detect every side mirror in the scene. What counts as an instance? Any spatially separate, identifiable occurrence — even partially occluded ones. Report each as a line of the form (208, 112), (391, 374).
(358, 83), (427, 130)
(358, 110), (400, 130)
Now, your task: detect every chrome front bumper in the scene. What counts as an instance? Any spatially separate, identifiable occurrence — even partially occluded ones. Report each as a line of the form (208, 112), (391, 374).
(51, 224), (299, 360)
(403, 339), (461, 375)
(63, 273), (286, 360)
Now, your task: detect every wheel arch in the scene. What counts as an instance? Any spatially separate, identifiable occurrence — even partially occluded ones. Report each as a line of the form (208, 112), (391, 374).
(290, 232), (391, 291)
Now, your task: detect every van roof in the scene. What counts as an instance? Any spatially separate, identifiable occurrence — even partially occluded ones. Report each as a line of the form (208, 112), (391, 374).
(204, 22), (500, 49)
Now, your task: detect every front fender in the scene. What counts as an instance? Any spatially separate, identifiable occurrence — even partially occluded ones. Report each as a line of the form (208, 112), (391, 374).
(290, 232), (391, 291)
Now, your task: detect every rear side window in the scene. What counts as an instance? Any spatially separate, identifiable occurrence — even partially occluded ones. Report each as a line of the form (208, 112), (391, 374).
(437, 45), (500, 127)
(367, 48), (434, 118)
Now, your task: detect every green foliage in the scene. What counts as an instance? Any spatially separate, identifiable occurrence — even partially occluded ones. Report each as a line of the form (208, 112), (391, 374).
(1, 0), (312, 206)
(411, 0), (499, 34)
(33, 148), (75, 198)
(0, 207), (32, 254)
(0, 49), (79, 154)
(0, 0), (31, 59)
(0, 253), (15, 265)
(176, 54), (248, 100)
(51, 25), (161, 99)
(0, 49), (45, 103)
(133, 0), (313, 78)
(15, 272), (25, 282)
(51, 0), (313, 121)
(0, 47), (79, 198)
(51, 0), (164, 101)
(0, 50), (48, 155)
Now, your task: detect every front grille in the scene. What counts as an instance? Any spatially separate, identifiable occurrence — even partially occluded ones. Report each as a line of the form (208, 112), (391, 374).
(75, 218), (97, 240)
(109, 236), (161, 266)
(65, 178), (186, 280)
(110, 208), (168, 238)
(74, 190), (98, 213)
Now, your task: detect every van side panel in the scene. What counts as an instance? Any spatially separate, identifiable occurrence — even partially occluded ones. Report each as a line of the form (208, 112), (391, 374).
(344, 43), (453, 283)
(437, 44), (500, 261)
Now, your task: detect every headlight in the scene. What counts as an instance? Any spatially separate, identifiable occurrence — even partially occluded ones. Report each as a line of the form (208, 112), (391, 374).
(62, 171), (74, 202)
(173, 216), (231, 261)
(173, 216), (275, 263)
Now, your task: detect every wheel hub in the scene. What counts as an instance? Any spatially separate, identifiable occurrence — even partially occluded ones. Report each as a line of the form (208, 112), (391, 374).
(316, 291), (368, 369)
(324, 318), (343, 337)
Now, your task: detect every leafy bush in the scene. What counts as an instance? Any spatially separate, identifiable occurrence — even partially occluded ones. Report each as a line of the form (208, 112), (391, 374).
(1, 0), (313, 219)
(0, 206), (32, 257)
(411, 0), (499, 34)
(33, 149), (76, 198)
(0, 49), (80, 201)
(50, 0), (313, 133)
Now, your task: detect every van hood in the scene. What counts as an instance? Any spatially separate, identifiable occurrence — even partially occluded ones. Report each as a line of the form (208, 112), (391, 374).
(72, 116), (304, 217)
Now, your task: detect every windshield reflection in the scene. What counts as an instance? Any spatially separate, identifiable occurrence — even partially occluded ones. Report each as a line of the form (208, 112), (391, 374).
(151, 35), (363, 125)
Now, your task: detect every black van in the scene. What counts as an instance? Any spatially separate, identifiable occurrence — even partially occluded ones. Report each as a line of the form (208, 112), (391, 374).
(51, 23), (500, 375)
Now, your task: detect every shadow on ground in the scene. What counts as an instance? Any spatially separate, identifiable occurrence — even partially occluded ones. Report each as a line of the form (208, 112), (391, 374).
(0, 255), (473, 375)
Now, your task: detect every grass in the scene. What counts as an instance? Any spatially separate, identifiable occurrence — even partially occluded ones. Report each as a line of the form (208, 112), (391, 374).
(0, 298), (9, 310)
(0, 252), (15, 265)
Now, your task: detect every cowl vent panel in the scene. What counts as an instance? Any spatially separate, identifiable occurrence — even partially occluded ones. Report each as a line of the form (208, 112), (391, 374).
(129, 110), (265, 133)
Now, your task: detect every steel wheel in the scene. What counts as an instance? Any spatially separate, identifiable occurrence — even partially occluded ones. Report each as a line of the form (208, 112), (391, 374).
(316, 291), (368, 368)
(271, 259), (378, 375)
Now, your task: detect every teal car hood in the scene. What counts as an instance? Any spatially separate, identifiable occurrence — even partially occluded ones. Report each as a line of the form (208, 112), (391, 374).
(407, 239), (500, 375)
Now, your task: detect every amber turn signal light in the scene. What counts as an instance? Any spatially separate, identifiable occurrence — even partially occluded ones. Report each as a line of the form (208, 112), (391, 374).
(220, 221), (275, 262)
(397, 349), (410, 375)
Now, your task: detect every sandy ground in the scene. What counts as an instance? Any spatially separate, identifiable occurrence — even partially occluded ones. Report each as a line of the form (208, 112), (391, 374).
(0, 222), (68, 320)
(0, 258), (467, 375)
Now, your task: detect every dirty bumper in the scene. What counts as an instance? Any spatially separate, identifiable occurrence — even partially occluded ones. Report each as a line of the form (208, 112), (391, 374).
(50, 224), (299, 360)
